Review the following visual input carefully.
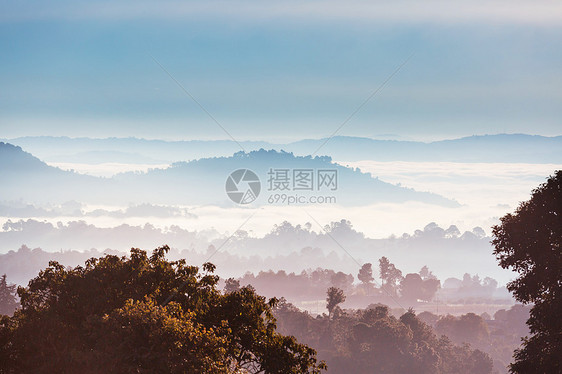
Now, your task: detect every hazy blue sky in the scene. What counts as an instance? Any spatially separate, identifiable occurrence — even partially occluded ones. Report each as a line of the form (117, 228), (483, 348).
(1, 0), (561, 141)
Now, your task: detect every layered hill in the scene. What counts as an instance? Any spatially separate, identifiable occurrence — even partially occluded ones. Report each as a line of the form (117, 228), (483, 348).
(0, 143), (456, 207)
(4, 134), (562, 164)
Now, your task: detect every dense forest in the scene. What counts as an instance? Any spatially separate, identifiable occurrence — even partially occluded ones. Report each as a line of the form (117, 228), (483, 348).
(0, 247), (506, 374)
(0, 172), (560, 373)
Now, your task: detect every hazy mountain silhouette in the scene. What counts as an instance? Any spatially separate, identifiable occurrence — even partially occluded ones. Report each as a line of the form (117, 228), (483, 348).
(4, 134), (561, 164)
(0, 143), (457, 206)
(48, 150), (166, 164)
(288, 134), (562, 163)
(113, 149), (458, 206)
(2, 136), (270, 164)
(0, 142), (102, 202)
(0, 142), (52, 172)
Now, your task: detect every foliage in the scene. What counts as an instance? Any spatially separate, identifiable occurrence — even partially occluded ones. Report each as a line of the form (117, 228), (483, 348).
(419, 266), (436, 280)
(379, 257), (403, 297)
(357, 263), (374, 285)
(0, 246), (326, 373)
(223, 277), (241, 293)
(275, 302), (495, 374)
(435, 313), (489, 346)
(239, 261), (470, 306)
(399, 273), (441, 303)
(326, 287), (346, 318)
(0, 275), (18, 316)
(330, 272), (354, 293)
(492, 170), (562, 373)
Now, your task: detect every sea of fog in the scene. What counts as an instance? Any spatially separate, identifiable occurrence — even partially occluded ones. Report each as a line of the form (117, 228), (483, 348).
(2, 160), (557, 285)
(45, 160), (561, 238)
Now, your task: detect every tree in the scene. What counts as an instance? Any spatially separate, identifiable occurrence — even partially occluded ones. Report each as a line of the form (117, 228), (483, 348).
(419, 266), (437, 280)
(326, 287), (345, 318)
(492, 170), (562, 374)
(379, 256), (391, 285)
(357, 263), (374, 295)
(444, 225), (461, 238)
(0, 275), (18, 316)
(400, 273), (424, 303)
(402, 271), (441, 303)
(379, 257), (403, 297)
(340, 308), (494, 374)
(223, 277), (240, 293)
(435, 313), (489, 346)
(0, 246), (326, 373)
(330, 271), (354, 293)
(357, 263), (374, 285)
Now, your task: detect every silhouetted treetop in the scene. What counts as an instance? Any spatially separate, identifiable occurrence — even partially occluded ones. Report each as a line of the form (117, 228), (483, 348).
(492, 170), (562, 373)
(0, 246), (326, 373)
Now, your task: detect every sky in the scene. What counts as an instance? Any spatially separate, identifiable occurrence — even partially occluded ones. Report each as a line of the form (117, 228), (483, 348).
(1, 0), (562, 142)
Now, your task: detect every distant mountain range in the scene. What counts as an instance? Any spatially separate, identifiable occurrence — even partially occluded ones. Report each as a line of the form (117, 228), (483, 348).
(3, 134), (562, 164)
(0, 142), (100, 203)
(0, 142), (457, 207)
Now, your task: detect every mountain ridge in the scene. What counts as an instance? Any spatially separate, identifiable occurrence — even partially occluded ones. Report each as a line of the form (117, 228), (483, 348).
(3, 134), (561, 164)
(0, 143), (458, 207)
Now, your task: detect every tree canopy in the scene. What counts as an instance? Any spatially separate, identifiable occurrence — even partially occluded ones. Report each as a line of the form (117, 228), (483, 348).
(274, 301), (494, 374)
(492, 170), (562, 373)
(326, 287), (346, 318)
(0, 275), (18, 316)
(379, 257), (403, 297)
(0, 246), (326, 373)
(357, 263), (374, 285)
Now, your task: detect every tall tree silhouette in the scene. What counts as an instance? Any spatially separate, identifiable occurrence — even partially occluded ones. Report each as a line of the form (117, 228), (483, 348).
(326, 287), (346, 318)
(0, 275), (18, 316)
(358, 263), (374, 285)
(379, 257), (403, 297)
(492, 170), (561, 373)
